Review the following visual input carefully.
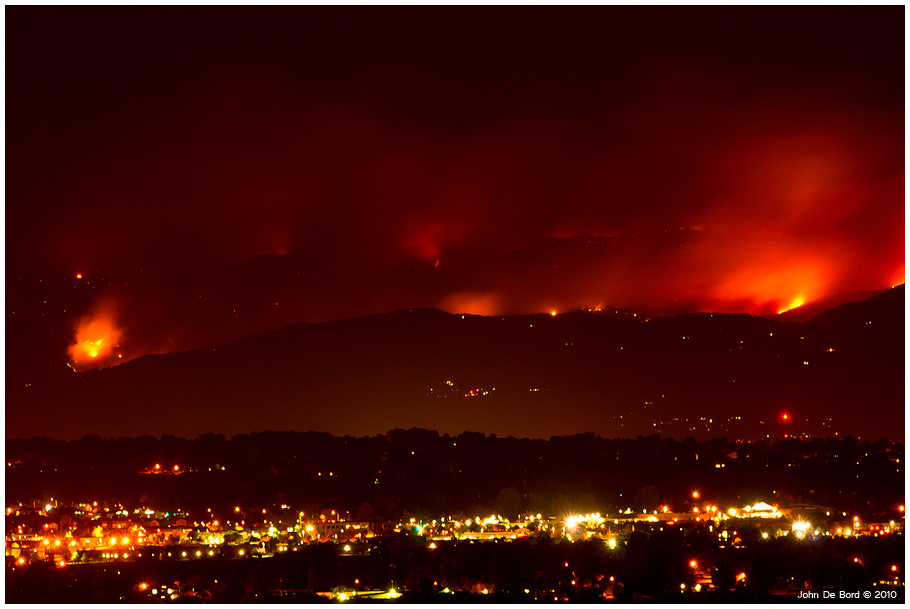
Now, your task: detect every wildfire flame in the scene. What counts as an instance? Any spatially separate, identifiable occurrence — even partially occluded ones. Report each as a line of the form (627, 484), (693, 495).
(69, 304), (123, 369)
(777, 297), (804, 315)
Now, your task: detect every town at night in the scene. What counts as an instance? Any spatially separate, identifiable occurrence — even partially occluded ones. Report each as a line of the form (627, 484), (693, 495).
(5, 430), (906, 602)
(5, 5), (904, 605)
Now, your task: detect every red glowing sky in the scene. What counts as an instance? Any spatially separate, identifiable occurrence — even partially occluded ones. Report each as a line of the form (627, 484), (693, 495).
(6, 7), (904, 380)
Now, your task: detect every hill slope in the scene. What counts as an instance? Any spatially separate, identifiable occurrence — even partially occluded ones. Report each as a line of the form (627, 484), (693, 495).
(9, 287), (903, 441)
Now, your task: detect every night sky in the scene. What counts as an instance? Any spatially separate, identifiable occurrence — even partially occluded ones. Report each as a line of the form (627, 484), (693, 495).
(6, 8), (904, 421)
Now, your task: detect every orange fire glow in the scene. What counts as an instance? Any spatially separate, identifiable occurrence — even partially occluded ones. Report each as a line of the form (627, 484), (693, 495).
(441, 292), (501, 317)
(708, 256), (830, 317)
(69, 303), (123, 368)
(890, 266), (905, 289)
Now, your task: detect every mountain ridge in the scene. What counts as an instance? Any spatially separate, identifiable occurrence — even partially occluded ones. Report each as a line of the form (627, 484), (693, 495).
(9, 286), (903, 442)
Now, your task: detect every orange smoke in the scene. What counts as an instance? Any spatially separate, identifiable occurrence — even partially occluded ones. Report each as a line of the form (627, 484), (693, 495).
(69, 302), (124, 369)
(708, 257), (831, 316)
(890, 266), (905, 289)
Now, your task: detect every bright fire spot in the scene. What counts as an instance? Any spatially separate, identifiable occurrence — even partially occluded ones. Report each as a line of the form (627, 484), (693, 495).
(76, 273), (83, 279)
(68, 303), (123, 368)
(777, 297), (804, 314)
(550, 310), (557, 317)
(782, 413), (789, 421)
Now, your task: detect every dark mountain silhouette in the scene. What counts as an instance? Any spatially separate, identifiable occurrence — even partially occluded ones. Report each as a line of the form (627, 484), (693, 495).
(9, 286), (903, 442)
(808, 284), (904, 327)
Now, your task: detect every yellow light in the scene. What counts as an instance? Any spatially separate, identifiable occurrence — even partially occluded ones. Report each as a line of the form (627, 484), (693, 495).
(608, 538), (616, 549)
(792, 520), (811, 534)
(777, 297), (804, 314)
(689, 560), (697, 568)
(692, 491), (699, 499)
(139, 583), (148, 590)
(550, 311), (557, 317)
